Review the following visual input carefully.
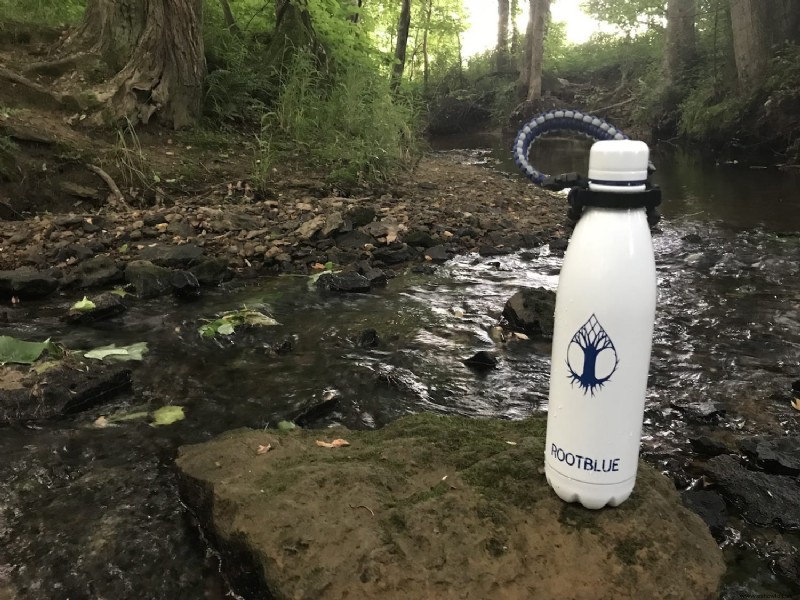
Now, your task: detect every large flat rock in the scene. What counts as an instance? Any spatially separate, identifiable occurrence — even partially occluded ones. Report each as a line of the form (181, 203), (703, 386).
(176, 414), (724, 600)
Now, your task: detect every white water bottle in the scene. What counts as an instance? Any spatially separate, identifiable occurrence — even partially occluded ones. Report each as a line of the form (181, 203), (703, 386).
(544, 140), (657, 510)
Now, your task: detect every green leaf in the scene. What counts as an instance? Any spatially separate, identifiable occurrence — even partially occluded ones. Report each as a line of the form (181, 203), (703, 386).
(84, 342), (148, 362)
(110, 287), (129, 297)
(217, 322), (235, 335)
(0, 336), (58, 365)
(198, 308), (279, 338)
(118, 243), (129, 254)
(324, 261), (334, 271)
(151, 405), (185, 427)
(71, 296), (96, 312)
(278, 420), (297, 431)
(107, 410), (149, 423)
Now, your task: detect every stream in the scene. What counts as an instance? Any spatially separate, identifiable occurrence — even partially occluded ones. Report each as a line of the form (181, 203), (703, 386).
(1, 135), (800, 598)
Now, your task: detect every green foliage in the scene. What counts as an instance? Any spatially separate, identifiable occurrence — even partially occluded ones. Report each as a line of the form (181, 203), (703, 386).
(0, 0), (85, 25)
(0, 335), (61, 365)
(581, 0), (665, 36)
(260, 49), (419, 186)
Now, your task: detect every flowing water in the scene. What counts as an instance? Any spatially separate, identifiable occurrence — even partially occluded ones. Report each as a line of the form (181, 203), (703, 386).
(1, 135), (799, 598)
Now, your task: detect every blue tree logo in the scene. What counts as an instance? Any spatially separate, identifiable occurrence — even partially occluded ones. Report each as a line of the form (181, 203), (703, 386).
(566, 314), (619, 396)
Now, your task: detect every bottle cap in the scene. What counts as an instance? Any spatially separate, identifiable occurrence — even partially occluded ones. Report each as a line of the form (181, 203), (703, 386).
(588, 140), (649, 194)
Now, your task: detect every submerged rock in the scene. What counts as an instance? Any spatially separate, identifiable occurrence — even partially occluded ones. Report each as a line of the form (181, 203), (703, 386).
(0, 363), (132, 424)
(316, 271), (372, 293)
(739, 435), (800, 476)
(63, 292), (127, 324)
(462, 350), (498, 371)
(177, 414), (724, 600)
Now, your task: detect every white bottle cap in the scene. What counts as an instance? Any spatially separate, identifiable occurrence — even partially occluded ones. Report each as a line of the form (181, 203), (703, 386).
(588, 140), (649, 194)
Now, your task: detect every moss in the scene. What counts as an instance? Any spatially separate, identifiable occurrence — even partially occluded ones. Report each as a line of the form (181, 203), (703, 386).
(614, 535), (651, 566)
(558, 503), (602, 534)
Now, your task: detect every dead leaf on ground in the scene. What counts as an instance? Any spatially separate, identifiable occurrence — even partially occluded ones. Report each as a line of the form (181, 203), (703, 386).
(315, 438), (350, 448)
(256, 444), (272, 455)
(93, 416), (108, 428)
(791, 397), (800, 411)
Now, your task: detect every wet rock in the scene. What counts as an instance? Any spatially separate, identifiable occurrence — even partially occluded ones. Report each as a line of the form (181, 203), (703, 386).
(548, 237), (569, 256)
(0, 200), (22, 220)
(424, 245), (451, 264)
(292, 394), (340, 428)
(684, 252), (719, 270)
(316, 272), (371, 293)
(171, 270), (201, 299)
(411, 263), (438, 275)
(356, 328), (380, 349)
(792, 378), (800, 396)
(189, 257), (233, 285)
(346, 206), (376, 227)
(167, 219), (193, 237)
(0, 267), (59, 299)
(125, 260), (172, 299)
(356, 262), (387, 287)
(502, 287), (556, 339)
(682, 233), (703, 244)
(65, 255), (123, 289)
(334, 230), (376, 251)
(139, 243), (205, 269)
(372, 243), (416, 265)
(0, 364), (132, 423)
(478, 245), (511, 257)
(404, 229), (437, 248)
(739, 435), (800, 476)
(176, 414), (725, 600)
(669, 400), (725, 422)
(689, 435), (732, 458)
(463, 350), (498, 371)
(63, 292), (127, 324)
(705, 454), (800, 530)
(681, 490), (728, 537)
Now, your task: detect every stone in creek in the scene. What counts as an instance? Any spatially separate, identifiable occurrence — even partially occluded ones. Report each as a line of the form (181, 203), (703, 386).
(462, 350), (498, 371)
(478, 245), (511, 257)
(356, 262), (387, 287)
(0, 267), (59, 299)
(669, 400), (725, 422)
(739, 435), (800, 476)
(356, 328), (380, 349)
(372, 243), (416, 265)
(176, 414), (725, 600)
(63, 292), (127, 325)
(125, 260), (172, 299)
(502, 287), (556, 339)
(316, 272), (371, 293)
(681, 490), (728, 537)
(705, 454), (800, 530)
(424, 245), (451, 264)
(189, 258), (233, 286)
(548, 237), (569, 256)
(171, 270), (201, 299)
(0, 364), (132, 424)
(334, 230), (376, 251)
(404, 229), (438, 248)
(65, 255), (123, 289)
(689, 435), (732, 458)
(139, 243), (205, 269)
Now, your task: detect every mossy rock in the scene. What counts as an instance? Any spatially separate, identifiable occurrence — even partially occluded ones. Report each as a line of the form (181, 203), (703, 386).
(177, 413), (724, 600)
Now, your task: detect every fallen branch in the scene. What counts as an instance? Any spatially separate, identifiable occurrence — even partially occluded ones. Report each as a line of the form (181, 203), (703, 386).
(591, 96), (635, 115)
(349, 503), (375, 517)
(86, 164), (127, 205)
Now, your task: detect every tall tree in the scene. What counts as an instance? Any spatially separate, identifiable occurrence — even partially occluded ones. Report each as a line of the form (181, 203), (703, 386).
(391, 0), (412, 92)
(64, 0), (205, 128)
(663, 0), (696, 86)
(729, 0), (800, 90)
(218, 0), (241, 37)
(422, 0), (433, 91)
(496, 0), (510, 71)
(518, 0), (550, 101)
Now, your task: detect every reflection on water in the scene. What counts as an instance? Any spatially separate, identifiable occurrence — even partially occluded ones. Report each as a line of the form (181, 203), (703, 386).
(1, 134), (799, 598)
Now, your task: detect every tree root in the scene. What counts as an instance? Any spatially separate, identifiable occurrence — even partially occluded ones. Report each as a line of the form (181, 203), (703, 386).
(86, 164), (128, 207)
(23, 52), (92, 77)
(0, 66), (63, 108)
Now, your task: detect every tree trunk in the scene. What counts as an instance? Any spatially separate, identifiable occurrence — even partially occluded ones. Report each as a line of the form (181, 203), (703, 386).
(218, 0), (242, 37)
(423, 0), (432, 92)
(519, 0), (550, 101)
(349, 0), (363, 24)
(510, 0), (520, 55)
(496, 0), (510, 72)
(66, 0), (205, 129)
(391, 0), (412, 92)
(664, 0), (696, 84)
(729, 0), (770, 89)
(265, 0), (318, 71)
